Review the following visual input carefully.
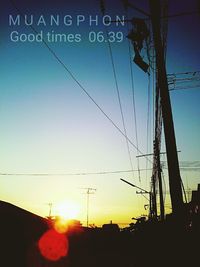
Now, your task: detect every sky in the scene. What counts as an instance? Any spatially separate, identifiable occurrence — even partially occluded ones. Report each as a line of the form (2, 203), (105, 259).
(0, 0), (200, 227)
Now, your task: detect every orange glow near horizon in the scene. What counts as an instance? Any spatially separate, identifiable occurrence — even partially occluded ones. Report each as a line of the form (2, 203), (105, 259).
(54, 217), (69, 233)
(52, 201), (82, 233)
(53, 216), (83, 235)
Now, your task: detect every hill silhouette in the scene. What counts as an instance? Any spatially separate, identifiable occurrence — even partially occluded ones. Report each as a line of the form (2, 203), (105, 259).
(0, 201), (48, 267)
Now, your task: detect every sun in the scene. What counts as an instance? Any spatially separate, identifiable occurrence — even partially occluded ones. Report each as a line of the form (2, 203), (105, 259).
(53, 201), (81, 234)
(55, 201), (80, 220)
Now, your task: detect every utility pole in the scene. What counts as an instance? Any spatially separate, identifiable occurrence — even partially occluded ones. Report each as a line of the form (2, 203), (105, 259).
(81, 188), (96, 227)
(149, 0), (184, 216)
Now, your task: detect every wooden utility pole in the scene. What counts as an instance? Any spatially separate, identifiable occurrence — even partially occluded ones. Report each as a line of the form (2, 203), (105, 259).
(149, 0), (184, 215)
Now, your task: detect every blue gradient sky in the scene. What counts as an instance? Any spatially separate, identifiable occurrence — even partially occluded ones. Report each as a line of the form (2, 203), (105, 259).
(0, 0), (200, 226)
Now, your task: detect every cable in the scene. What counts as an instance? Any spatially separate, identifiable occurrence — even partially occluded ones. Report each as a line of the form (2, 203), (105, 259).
(124, 1), (150, 17)
(145, 75), (151, 181)
(164, 11), (199, 19)
(101, 0), (135, 177)
(0, 168), (153, 176)
(9, 0), (152, 164)
(167, 71), (200, 91)
(167, 71), (200, 76)
(105, 30), (135, 176)
(152, 52), (156, 142)
(124, 6), (141, 182)
(169, 85), (200, 91)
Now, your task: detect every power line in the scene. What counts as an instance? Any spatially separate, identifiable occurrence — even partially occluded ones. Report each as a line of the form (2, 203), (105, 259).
(145, 75), (151, 182)
(101, 4), (135, 178)
(109, 2), (199, 24)
(0, 168), (153, 177)
(123, 4), (141, 182)
(169, 85), (200, 91)
(168, 71), (200, 91)
(2, 164), (196, 177)
(163, 11), (200, 19)
(122, 0), (150, 17)
(9, 0), (152, 164)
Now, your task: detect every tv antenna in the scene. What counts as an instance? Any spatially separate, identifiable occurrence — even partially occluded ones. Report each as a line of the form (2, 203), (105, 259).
(80, 188), (96, 227)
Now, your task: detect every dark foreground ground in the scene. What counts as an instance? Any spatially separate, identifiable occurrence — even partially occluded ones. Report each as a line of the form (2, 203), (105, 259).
(0, 201), (199, 267)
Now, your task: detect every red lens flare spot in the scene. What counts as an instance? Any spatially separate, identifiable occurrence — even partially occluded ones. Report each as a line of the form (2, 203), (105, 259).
(38, 229), (69, 261)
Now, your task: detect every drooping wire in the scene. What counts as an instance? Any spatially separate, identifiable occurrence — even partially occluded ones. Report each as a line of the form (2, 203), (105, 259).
(100, 0), (135, 178)
(106, 36), (135, 177)
(121, 1), (144, 211)
(145, 75), (151, 182)
(124, 5), (141, 182)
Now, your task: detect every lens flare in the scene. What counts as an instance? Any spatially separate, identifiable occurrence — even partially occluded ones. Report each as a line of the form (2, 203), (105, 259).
(38, 229), (69, 261)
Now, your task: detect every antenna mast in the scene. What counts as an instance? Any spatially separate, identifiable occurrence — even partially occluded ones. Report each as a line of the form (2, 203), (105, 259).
(81, 188), (96, 227)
